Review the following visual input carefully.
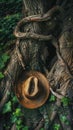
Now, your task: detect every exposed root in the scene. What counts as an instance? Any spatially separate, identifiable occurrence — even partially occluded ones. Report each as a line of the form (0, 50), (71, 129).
(50, 87), (63, 99)
(0, 85), (11, 111)
(34, 118), (44, 130)
(14, 6), (63, 40)
(0, 49), (20, 110)
(16, 39), (25, 70)
(11, 124), (16, 130)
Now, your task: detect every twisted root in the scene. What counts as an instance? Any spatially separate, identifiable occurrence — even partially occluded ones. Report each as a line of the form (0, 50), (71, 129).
(14, 6), (63, 40)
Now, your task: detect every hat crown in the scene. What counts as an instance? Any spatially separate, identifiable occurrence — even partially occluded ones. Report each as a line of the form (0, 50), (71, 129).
(23, 76), (39, 99)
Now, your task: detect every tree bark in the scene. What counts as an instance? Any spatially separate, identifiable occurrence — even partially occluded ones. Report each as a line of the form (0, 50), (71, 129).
(0, 0), (73, 130)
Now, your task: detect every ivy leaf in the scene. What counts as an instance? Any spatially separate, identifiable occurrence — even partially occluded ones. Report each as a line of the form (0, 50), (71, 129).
(11, 114), (17, 123)
(61, 97), (69, 107)
(15, 108), (22, 117)
(22, 126), (28, 130)
(60, 115), (70, 125)
(12, 108), (22, 117)
(0, 62), (5, 69)
(0, 72), (4, 79)
(53, 123), (60, 130)
(16, 119), (22, 125)
(2, 54), (10, 63)
(60, 115), (67, 122)
(40, 128), (44, 130)
(12, 96), (18, 103)
(2, 101), (12, 114)
(16, 125), (23, 130)
(49, 95), (56, 102)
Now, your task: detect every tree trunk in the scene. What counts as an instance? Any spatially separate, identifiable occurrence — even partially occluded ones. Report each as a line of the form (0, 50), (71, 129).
(0, 0), (73, 130)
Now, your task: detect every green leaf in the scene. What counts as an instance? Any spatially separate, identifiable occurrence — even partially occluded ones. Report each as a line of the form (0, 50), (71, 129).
(11, 115), (17, 123)
(65, 120), (70, 125)
(2, 54), (10, 63)
(13, 108), (22, 117)
(40, 128), (44, 130)
(12, 96), (18, 103)
(60, 115), (67, 123)
(61, 97), (69, 107)
(2, 101), (12, 114)
(0, 62), (5, 69)
(60, 115), (70, 125)
(16, 119), (22, 125)
(22, 126), (28, 130)
(15, 108), (22, 117)
(49, 95), (56, 102)
(53, 123), (60, 130)
(16, 125), (23, 130)
(0, 72), (4, 79)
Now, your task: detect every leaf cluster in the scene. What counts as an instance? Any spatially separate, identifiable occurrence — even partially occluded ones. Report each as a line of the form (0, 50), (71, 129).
(0, 0), (22, 17)
(0, 0), (22, 79)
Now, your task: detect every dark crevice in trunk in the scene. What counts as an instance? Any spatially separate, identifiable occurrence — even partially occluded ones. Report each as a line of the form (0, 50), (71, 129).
(46, 42), (57, 71)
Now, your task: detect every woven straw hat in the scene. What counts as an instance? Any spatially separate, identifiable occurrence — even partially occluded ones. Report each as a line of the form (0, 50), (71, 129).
(15, 71), (50, 109)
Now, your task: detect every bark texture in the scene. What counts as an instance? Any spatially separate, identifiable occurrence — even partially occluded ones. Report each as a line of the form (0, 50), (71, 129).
(0, 0), (73, 130)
